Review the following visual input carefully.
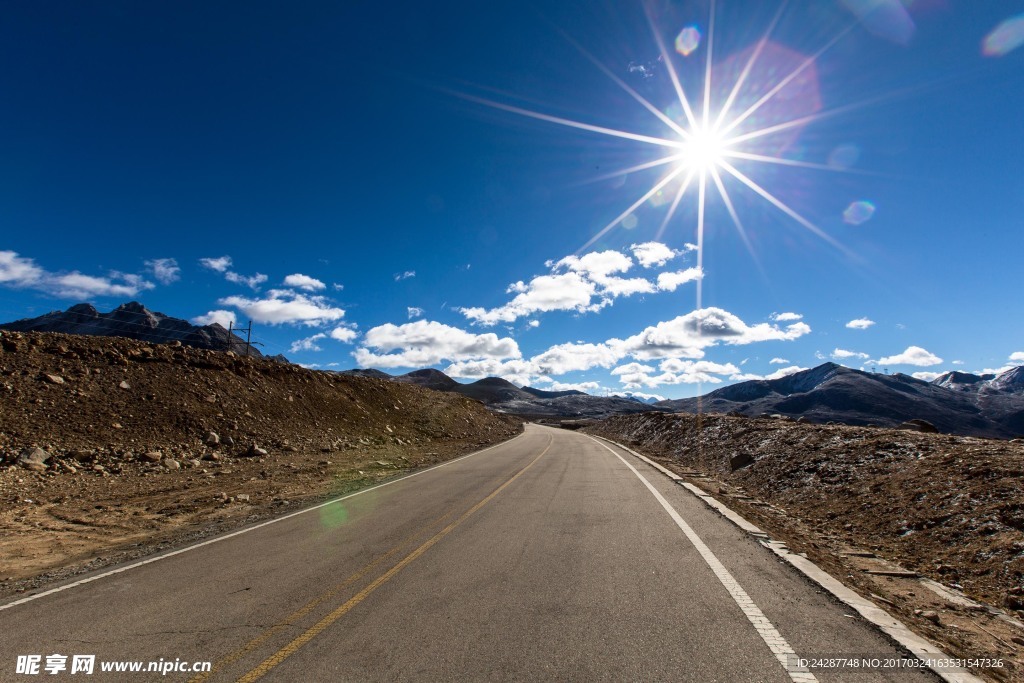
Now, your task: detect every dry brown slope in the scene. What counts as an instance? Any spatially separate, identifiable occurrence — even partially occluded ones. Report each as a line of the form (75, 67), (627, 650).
(0, 330), (520, 589)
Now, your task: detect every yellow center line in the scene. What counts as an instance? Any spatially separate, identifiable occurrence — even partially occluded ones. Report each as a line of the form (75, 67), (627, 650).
(188, 509), (458, 683)
(236, 439), (552, 683)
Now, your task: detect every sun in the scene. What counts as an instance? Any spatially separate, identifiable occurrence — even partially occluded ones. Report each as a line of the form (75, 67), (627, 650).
(679, 125), (729, 172)
(453, 0), (853, 299)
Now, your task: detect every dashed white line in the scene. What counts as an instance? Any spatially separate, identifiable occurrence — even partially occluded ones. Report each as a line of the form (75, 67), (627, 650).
(589, 436), (817, 683)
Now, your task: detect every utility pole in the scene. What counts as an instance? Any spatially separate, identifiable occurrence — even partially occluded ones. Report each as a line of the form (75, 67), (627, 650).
(227, 320), (255, 356)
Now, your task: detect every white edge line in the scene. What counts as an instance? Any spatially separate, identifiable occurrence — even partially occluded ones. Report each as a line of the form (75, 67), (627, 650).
(591, 434), (984, 683)
(586, 435), (818, 683)
(0, 431), (528, 612)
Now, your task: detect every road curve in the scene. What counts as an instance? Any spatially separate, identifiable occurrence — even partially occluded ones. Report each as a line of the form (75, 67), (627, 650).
(0, 424), (936, 682)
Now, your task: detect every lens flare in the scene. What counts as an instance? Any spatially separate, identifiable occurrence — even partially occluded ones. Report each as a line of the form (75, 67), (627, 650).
(982, 14), (1024, 57)
(843, 200), (875, 225)
(675, 26), (702, 57)
(828, 144), (861, 169)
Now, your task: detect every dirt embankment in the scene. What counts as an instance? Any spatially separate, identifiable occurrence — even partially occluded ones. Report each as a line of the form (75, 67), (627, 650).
(0, 330), (520, 592)
(588, 412), (1024, 681)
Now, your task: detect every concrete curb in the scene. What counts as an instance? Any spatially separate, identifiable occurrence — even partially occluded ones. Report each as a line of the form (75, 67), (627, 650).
(591, 435), (985, 683)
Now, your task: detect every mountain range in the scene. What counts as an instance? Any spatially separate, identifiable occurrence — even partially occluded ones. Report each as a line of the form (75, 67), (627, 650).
(657, 363), (1024, 439)
(3, 303), (1022, 438)
(0, 302), (280, 359)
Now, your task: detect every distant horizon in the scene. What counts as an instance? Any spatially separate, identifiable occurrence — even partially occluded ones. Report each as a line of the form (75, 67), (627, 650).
(5, 298), (1019, 406)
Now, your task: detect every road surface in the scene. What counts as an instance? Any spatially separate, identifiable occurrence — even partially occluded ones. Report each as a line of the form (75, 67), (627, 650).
(1, 424), (936, 682)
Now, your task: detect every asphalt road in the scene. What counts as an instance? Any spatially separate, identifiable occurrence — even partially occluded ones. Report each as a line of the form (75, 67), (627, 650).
(0, 424), (937, 682)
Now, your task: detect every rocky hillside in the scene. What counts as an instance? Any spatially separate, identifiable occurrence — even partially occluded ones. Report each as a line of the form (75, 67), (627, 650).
(0, 329), (517, 460)
(0, 302), (268, 358)
(587, 411), (1024, 609)
(656, 362), (1024, 439)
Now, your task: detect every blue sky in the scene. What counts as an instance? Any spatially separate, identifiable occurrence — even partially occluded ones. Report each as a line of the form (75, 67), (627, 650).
(1, 0), (1022, 399)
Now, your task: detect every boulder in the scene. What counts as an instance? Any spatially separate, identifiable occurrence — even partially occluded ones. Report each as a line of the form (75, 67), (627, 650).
(17, 447), (50, 470)
(729, 452), (755, 471)
(241, 443), (268, 458)
(898, 419), (938, 433)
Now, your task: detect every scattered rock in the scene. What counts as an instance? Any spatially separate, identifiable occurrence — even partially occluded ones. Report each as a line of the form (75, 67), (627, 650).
(140, 451), (162, 463)
(242, 443), (268, 458)
(236, 494), (250, 503)
(222, 436), (235, 447)
(118, 381), (131, 390)
(68, 450), (94, 463)
(17, 447), (50, 470)
(919, 610), (941, 624)
(43, 374), (65, 385)
(729, 452), (755, 471)
(161, 458), (180, 470)
(204, 431), (220, 446)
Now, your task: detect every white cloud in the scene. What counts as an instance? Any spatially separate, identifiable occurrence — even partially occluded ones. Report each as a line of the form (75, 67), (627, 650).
(283, 273), (326, 291)
(831, 348), (869, 360)
(610, 358), (741, 388)
(1009, 352), (1024, 362)
(0, 251), (154, 299)
(630, 242), (679, 268)
(200, 255), (267, 290)
(289, 333), (327, 353)
(611, 362), (657, 375)
(354, 320), (520, 369)
(912, 371), (944, 381)
(531, 342), (621, 375)
(619, 307), (810, 360)
(191, 310), (237, 328)
(846, 318), (875, 330)
(145, 258), (180, 285)
(656, 267), (703, 292)
(952, 360), (964, 365)
(730, 365), (807, 381)
(770, 357), (789, 365)
(407, 306), (424, 319)
(443, 359), (537, 386)
(199, 256), (232, 273)
(394, 270), (416, 281)
(0, 251), (44, 285)
(556, 250), (634, 280)
(224, 271), (268, 290)
(460, 272), (598, 325)
(528, 320), (540, 328)
(878, 346), (942, 367)
(460, 246), (700, 325)
(219, 291), (346, 326)
(542, 380), (602, 393)
(333, 283), (344, 291)
(771, 312), (803, 322)
(615, 390), (666, 402)
(329, 326), (358, 343)
(42, 271), (154, 299)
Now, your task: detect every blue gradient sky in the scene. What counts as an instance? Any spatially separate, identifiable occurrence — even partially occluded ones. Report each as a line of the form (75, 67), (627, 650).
(1, 1), (1022, 398)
